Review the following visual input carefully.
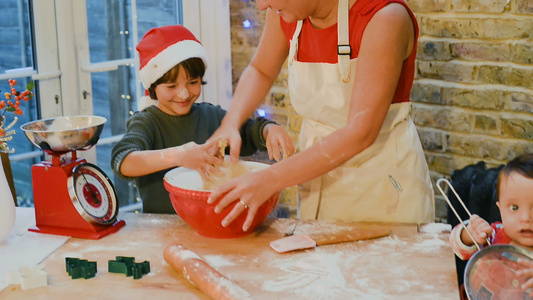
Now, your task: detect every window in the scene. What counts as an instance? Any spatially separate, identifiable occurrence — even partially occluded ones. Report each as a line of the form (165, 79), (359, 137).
(1, 0), (231, 211)
(0, 0), (38, 207)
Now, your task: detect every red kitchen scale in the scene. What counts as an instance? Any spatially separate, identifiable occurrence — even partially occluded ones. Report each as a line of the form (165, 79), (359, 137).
(20, 115), (125, 239)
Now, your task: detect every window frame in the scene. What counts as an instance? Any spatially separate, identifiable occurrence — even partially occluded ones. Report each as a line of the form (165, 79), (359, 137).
(8, 0), (232, 163)
(1, 0), (232, 209)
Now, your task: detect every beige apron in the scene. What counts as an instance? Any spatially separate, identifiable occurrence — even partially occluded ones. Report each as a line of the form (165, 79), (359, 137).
(289, 0), (434, 223)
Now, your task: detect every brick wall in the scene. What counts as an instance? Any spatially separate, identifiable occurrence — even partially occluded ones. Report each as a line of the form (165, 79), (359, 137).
(229, 0), (533, 222)
(406, 0), (533, 221)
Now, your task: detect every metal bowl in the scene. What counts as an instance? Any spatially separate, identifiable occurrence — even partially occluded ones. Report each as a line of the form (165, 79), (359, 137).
(464, 244), (533, 299)
(20, 115), (106, 154)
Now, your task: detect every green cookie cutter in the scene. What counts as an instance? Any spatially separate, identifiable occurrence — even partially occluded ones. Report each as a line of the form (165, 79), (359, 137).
(65, 257), (97, 279)
(108, 256), (150, 280)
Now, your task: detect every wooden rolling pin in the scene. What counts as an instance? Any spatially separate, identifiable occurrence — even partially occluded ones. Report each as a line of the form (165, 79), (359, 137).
(311, 227), (391, 246)
(271, 225), (392, 253)
(164, 242), (251, 300)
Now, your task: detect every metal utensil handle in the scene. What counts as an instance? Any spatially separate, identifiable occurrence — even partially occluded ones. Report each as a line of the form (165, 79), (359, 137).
(436, 178), (491, 251)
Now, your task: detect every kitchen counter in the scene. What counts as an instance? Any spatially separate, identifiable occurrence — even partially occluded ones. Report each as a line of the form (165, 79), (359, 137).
(1, 209), (459, 299)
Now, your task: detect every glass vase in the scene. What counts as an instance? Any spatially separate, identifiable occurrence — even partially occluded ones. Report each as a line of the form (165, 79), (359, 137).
(0, 153), (16, 243)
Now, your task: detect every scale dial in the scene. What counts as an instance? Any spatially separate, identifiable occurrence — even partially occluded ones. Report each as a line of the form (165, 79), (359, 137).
(68, 162), (119, 225)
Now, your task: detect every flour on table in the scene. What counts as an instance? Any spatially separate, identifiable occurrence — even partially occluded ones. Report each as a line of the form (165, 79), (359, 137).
(263, 251), (358, 298)
(413, 237), (448, 248)
(367, 234), (409, 250)
(59, 253), (83, 259)
(261, 232), (449, 298)
(419, 223), (451, 234)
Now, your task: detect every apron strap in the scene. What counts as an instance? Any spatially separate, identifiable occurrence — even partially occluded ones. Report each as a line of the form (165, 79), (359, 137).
(337, 0), (351, 83)
(289, 21), (303, 64)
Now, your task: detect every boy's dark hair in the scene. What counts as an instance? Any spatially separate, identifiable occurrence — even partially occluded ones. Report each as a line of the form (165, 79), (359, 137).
(148, 57), (206, 100)
(496, 153), (533, 200)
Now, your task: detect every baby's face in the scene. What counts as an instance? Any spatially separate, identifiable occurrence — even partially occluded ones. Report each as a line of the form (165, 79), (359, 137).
(497, 172), (533, 250)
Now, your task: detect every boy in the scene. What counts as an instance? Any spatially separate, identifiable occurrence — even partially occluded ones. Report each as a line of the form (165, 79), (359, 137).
(111, 25), (294, 214)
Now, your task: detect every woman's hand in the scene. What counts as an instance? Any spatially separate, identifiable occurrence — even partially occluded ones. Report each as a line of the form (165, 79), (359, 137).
(206, 168), (280, 231)
(461, 214), (493, 246)
(174, 140), (224, 182)
(263, 124), (295, 161)
(207, 123), (243, 163)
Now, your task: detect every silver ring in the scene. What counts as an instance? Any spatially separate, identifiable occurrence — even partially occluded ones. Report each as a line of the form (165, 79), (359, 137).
(239, 200), (249, 209)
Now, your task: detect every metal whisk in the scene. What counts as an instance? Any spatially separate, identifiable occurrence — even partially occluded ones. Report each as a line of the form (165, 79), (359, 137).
(436, 178), (491, 251)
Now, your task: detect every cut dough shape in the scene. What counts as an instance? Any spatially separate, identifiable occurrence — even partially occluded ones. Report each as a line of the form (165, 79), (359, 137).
(270, 234), (317, 253)
(5, 264), (48, 290)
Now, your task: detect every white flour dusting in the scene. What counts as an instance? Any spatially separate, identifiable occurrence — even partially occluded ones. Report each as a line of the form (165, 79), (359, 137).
(413, 237), (448, 248)
(59, 253), (83, 259)
(66, 244), (136, 253)
(419, 223), (452, 234)
(176, 249), (201, 261)
(261, 231), (450, 298)
(204, 255), (236, 268)
(262, 250), (357, 298)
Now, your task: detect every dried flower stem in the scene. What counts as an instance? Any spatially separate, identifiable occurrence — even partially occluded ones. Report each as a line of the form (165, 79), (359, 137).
(5, 117), (18, 131)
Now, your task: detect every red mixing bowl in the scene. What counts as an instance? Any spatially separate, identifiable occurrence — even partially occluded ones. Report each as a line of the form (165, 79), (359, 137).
(163, 161), (279, 238)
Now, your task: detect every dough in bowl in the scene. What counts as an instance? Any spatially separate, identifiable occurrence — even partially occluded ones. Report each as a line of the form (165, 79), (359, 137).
(203, 158), (251, 190)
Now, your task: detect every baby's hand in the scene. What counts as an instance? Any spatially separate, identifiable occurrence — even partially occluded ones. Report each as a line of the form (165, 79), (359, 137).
(263, 124), (295, 161)
(462, 214), (492, 246)
(516, 258), (533, 295)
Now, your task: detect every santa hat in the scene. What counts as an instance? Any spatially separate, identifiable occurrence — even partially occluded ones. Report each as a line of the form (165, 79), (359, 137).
(136, 25), (208, 90)
(137, 90), (157, 111)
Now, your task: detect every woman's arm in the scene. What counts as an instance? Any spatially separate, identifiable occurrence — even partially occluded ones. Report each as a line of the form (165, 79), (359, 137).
(209, 4), (417, 230)
(210, 8), (290, 162)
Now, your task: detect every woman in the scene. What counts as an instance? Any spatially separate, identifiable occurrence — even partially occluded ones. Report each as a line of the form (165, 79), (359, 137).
(207, 0), (435, 231)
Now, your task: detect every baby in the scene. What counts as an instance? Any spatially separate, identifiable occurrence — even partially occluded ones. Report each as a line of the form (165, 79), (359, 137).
(449, 153), (533, 296)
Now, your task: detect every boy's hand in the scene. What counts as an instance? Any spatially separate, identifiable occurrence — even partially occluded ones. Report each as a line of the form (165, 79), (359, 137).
(461, 214), (493, 246)
(263, 124), (295, 161)
(174, 140), (224, 181)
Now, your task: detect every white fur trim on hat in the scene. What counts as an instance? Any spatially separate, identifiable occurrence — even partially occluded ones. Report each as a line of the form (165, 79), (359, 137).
(137, 95), (158, 111)
(139, 40), (208, 89)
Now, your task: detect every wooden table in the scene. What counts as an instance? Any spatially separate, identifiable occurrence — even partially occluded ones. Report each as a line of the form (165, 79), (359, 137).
(0, 212), (459, 299)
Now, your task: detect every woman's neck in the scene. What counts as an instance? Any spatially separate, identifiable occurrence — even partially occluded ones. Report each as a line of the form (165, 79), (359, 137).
(308, 0), (357, 29)
(308, 0), (339, 29)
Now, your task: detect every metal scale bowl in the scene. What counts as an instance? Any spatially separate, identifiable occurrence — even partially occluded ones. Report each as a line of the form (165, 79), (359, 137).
(21, 115), (125, 239)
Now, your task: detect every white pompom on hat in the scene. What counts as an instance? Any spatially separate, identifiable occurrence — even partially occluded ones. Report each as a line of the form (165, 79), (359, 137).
(136, 25), (208, 90)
